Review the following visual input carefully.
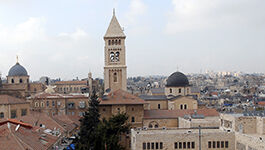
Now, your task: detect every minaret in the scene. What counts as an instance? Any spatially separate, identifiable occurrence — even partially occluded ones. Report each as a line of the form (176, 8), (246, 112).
(104, 10), (127, 92)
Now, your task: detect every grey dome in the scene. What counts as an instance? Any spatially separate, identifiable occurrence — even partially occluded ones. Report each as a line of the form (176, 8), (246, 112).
(166, 71), (189, 87)
(8, 63), (28, 76)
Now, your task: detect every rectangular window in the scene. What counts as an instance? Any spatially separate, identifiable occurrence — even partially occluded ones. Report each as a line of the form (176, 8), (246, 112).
(147, 143), (150, 149)
(175, 142), (178, 149)
(187, 142), (190, 149)
(156, 142), (159, 149)
(160, 142), (163, 149)
(21, 109), (27, 116)
(46, 101), (49, 107)
(52, 101), (55, 107)
(221, 141), (224, 148)
(151, 143), (154, 149)
(11, 110), (17, 118)
(192, 142), (195, 148)
(225, 141), (229, 148)
(213, 141), (216, 148)
(183, 142), (186, 149)
(179, 142), (182, 149)
(217, 141), (220, 148)
(143, 143), (146, 149)
(208, 141), (211, 148)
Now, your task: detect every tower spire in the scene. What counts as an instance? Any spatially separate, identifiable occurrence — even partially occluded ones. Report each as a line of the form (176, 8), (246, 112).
(113, 8), (115, 16)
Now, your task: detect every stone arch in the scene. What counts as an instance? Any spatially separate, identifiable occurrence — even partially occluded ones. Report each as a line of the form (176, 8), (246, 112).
(148, 121), (159, 128)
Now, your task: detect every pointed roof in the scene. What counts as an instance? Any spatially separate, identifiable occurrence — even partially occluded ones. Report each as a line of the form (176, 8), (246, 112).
(104, 10), (126, 38)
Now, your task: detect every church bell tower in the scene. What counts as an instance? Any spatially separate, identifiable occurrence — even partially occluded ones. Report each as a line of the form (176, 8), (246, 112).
(104, 10), (127, 92)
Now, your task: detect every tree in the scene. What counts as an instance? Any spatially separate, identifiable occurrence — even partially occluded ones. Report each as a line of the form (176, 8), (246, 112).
(100, 113), (130, 150)
(76, 91), (102, 150)
(76, 91), (130, 150)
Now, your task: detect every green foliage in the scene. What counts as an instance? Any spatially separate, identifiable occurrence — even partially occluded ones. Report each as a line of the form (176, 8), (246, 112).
(75, 91), (130, 150)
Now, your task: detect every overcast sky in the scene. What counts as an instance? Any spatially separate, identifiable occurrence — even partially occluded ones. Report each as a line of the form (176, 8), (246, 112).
(0, 0), (264, 81)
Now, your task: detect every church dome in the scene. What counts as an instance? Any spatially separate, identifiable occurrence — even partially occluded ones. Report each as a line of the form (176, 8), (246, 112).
(166, 71), (189, 87)
(8, 63), (28, 76)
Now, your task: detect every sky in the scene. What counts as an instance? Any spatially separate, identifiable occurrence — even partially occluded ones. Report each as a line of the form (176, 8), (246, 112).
(0, 0), (264, 81)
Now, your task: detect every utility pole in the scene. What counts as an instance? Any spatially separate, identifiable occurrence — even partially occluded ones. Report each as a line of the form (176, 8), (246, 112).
(199, 125), (201, 150)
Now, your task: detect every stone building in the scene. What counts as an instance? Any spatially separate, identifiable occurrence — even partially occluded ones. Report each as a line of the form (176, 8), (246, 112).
(103, 10), (127, 92)
(29, 90), (89, 117)
(0, 95), (30, 119)
(140, 71), (198, 111)
(0, 59), (45, 98)
(131, 128), (235, 150)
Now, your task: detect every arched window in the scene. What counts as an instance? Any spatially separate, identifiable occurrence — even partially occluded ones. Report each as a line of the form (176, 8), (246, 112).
(118, 39), (121, 45)
(35, 102), (39, 107)
(11, 79), (14, 83)
(187, 88), (189, 94)
(41, 102), (44, 107)
(170, 88), (172, 93)
(0, 112), (4, 118)
(110, 52), (115, 62)
(184, 104), (187, 109)
(114, 72), (117, 82)
(179, 88), (181, 93)
(115, 52), (120, 61)
(19, 78), (23, 83)
(158, 104), (161, 109)
(112, 40), (114, 45)
(148, 121), (159, 128)
(108, 40), (111, 45)
(180, 104), (183, 110)
(131, 116), (135, 123)
(115, 39), (118, 45)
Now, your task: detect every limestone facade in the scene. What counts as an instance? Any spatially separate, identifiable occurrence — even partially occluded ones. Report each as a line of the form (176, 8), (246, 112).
(131, 128), (235, 150)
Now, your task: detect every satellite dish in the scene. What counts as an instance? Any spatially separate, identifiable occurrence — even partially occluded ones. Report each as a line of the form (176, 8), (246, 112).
(105, 88), (111, 93)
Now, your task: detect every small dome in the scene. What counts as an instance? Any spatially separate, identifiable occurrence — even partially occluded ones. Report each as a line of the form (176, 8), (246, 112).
(166, 71), (189, 87)
(8, 63), (28, 76)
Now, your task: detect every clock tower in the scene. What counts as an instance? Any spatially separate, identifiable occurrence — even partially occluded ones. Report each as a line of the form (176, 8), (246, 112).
(104, 10), (127, 92)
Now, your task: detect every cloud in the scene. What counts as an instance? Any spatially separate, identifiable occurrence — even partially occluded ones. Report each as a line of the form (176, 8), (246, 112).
(125, 0), (146, 25)
(165, 0), (265, 34)
(0, 17), (101, 80)
(0, 17), (46, 44)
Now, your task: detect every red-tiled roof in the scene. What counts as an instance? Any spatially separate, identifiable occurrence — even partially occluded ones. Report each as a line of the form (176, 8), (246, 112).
(144, 109), (219, 119)
(99, 89), (146, 105)
(0, 119), (57, 150)
(258, 101), (265, 106)
(0, 95), (28, 104)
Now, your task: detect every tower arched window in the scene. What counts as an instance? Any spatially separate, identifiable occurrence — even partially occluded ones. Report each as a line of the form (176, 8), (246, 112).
(115, 39), (118, 45)
(184, 104), (187, 109)
(118, 39), (121, 45)
(112, 40), (114, 45)
(114, 72), (118, 82)
(108, 40), (111, 45)
(179, 88), (181, 93)
(11, 79), (14, 84)
(110, 52), (115, 62)
(115, 52), (120, 61)
(180, 104), (183, 110)
(169, 88), (172, 93)
(19, 78), (23, 83)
